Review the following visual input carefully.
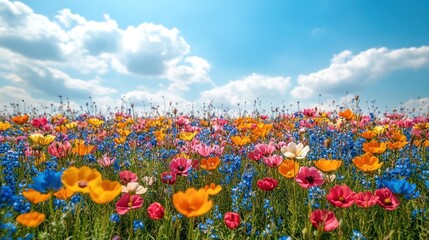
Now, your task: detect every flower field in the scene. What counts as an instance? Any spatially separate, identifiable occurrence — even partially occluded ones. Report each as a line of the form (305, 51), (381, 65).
(0, 106), (428, 239)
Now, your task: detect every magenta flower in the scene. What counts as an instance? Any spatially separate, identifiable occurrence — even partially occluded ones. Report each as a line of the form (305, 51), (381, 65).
(115, 193), (143, 215)
(169, 157), (192, 176)
(326, 184), (357, 208)
(257, 177), (278, 191)
(194, 143), (215, 157)
(375, 188), (400, 211)
(119, 170), (138, 185)
(295, 166), (324, 188)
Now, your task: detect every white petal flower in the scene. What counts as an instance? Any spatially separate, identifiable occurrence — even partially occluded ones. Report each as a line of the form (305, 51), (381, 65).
(121, 182), (148, 195)
(281, 142), (310, 160)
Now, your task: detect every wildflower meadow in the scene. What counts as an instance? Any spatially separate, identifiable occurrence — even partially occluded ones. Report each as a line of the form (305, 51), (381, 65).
(0, 101), (428, 240)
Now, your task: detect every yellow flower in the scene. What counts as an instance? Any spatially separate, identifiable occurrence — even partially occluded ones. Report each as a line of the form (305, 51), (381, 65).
(16, 211), (46, 227)
(178, 131), (198, 141)
(0, 121), (12, 131)
(314, 159), (342, 172)
(172, 188), (213, 218)
(65, 121), (78, 129)
(204, 183), (222, 196)
(114, 137), (127, 145)
(28, 133), (56, 146)
(61, 166), (102, 193)
(278, 160), (300, 178)
(230, 135), (251, 146)
(87, 118), (104, 128)
(72, 140), (95, 156)
(22, 189), (51, 204)
(88, 180), (122, 204)
(373, 125), (387, 135)
(352, 153), (383, 172)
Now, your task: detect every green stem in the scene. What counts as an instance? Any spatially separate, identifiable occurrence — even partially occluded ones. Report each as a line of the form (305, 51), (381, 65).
(188, 217), (195, 240)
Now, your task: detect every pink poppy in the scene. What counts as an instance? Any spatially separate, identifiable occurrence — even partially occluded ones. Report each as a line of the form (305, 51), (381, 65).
(375, 188), (400, 211)
(119, 170), (138, 185)
(355, 191), (379, 208)
(147, 202), (165, 220)
(310, 209), (339, 232)
(115, 193), (143, 215)
(326, 185), (357, 208)
(262, 155), (283, 168)
(47, 141), (72, 159)
(295, 166), (324, 188)
(194, 143), (215, 157)
(169, 157), (192, 176)
(257, 177), (278, 191)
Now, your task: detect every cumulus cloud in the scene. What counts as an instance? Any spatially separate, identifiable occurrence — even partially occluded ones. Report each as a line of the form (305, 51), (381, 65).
(200, 73), (291, 106)
(401, 97), (429, 114)
(291, 46), (429, 99)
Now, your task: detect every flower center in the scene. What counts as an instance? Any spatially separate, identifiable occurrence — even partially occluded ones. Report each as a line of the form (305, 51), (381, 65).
(305, 176), (315, 183)
(338, 196), (345, 202)
(128, 201), (133, 207)
(78, 181), (88, 188)
(178, 166), (185, 171)
(384, 198), (392, 205)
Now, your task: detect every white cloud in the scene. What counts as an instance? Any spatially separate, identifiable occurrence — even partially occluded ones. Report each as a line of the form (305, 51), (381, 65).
(291, 46), (429, 99)
(200, 73), (291, 106)
(401, 97), (429, 114)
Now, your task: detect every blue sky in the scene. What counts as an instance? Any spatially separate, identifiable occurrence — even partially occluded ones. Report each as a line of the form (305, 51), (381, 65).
(0, 0), (428, 115)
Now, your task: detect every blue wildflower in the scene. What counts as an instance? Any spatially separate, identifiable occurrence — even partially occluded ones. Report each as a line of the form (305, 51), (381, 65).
(382, 178), (420, 200)
(28, 169), (63, 193)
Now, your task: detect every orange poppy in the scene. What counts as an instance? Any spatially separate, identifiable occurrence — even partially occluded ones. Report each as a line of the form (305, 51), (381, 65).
(360, 131), (377, 140)
(22, 189), (51, 204)
(200, 157), (220, 171)
(339, 109), (354, 120)
(53, 187), (75, 200)
(72, 140), (95, 156)
(12, 115), (29, 125)
(172, 187), (213, 218)
(314, 159), (342, 172)
(362, 140), (387, 154)
(387, 141), (408, 150)
(352, 153), (383, 172)
(230, 135), (251, 146)
(278, 160), (300, 178)
(204, 183), (222, 196)
(16, 211), (46, 227)
(61, 166), (102, 193)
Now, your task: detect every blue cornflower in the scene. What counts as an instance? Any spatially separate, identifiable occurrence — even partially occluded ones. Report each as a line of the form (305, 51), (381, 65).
(0, 185), (13, 207)
(28, 169), (63, 193)
(278, 236), (292, 240)
(133, 220), (144, 231)
(110, 213), (120, 223)
(351, 230), (367, 240)
(382, 178), (420, 200)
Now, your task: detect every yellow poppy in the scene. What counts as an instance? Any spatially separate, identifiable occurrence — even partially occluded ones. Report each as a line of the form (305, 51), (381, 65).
(61, 166), (102, 193)
(16, 211), (46, 227)
(28, 133), (56, 146)
(172, 188), (213, 218)
(0, 121), (11, 131)
(22, 189), (51, 204)
(88, 180), (122, 204)
(200, 157), (220, 171)
(204, 183), (222, 196)
(178, 131), (198, 141)
(352, 153), (383, 172)
(87, 118), (104, 128)
(230, 135), (251, 146)
(278, 160), (300, 178)
(314, 159), (342, 172)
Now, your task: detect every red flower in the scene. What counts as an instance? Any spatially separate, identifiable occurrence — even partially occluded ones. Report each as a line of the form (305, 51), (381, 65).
(119, 170), (138, 185)
(147, 202), (165, 220)
(224, 212), (240, 229)
(257, 177), (278, 191)
(375, 188), (400, 210)
(295, 166), (324, 189)
(355, 191), (379, 208)
(115, 193), (143, 215)
(310, 209), (339, 232)
(326, 185), (357, 208)
(169, 157), (192, 176)
(160, 171), (177, 185)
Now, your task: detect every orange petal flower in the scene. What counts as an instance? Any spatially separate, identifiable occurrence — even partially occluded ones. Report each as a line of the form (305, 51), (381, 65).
(11, 115), (29, 125)
(360, 131), (377, 140)
(230, 135), (251, 146)
(172, 187), (213, 218)
(72, 140), (95, 156)
(204, 183), (222, 196)
(61, 166), (102, 193)
(22, 189), (51, 204)
(53, 187), (75, 200)
(339, 109), (354, 120)
(314, 159), (342, 172)
(200, 157), (220, 171)
(352, 153), (383, 172)
(16, 211), (46, 227)
(88, 180), (122, 204)
(387, 141), (408, 150)
(278, 160), (300, 178)
(0, 121), (12, 131)
(87, 118), (104, 128)
(362, 140), (387, 154)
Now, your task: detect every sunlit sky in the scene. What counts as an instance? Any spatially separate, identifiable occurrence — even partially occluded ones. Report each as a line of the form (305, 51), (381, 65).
(0, 0), (428, 115)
